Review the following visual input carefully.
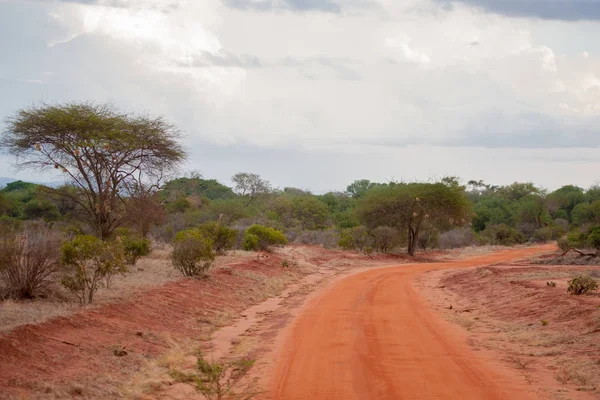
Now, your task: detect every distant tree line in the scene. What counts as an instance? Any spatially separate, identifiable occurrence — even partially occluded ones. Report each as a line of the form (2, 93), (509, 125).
(1, 102), (599, 302)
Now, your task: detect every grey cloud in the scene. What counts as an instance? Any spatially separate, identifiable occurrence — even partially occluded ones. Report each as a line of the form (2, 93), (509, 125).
(360, 109), (600, 149)
(281, 56), (362, 80)
(224, 0), (341, 13)
(437, 0), (600, 20)
(178, 51), (262, 68)
(53, 0), (181, 13)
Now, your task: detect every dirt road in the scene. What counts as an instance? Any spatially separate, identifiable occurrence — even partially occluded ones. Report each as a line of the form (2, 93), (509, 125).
(270, 245), (555, 400)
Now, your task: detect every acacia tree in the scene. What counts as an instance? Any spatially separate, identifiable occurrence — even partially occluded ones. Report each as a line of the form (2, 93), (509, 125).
(231, 172), (271, 206)
(1, 103), (185, 239)
(357, 181), (471, 256)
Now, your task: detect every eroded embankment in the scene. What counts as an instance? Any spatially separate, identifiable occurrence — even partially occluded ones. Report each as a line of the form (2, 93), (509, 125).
(417, 259), (600, 400)
(0, 245), (409, 399)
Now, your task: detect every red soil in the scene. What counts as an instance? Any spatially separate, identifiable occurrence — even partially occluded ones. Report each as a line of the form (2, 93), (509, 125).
(0, 253), (293, 399)
(268, 245), (555, 399)
(0, 245), (401, 399)
(418, 262), (600, 398)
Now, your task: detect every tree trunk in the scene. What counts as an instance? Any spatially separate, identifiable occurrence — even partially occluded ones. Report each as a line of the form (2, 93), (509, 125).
(408, 227), (416, 256)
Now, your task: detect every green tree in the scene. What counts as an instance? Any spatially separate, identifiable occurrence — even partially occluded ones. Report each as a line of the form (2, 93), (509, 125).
(232, 172), (271, 206)
(290, 197), (329, 230)
(357, 181), (471, 256)
(586, 185), (600, 203)
(547, 185), (586, 222)
(571, 203), (594, 226)
(471, 197), (515, 232)
(496, 182), (538, 202)
(517, 193), (548, 228)
(591, 200), (600, 225)
(161, 177), (235, 201)
(2, 103), (186, 239)
(346, 179), (377, 199)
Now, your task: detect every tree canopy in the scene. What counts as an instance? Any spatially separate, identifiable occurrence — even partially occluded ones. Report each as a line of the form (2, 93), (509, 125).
(1, 103), (186, 238)
(357, 181), (471, 255)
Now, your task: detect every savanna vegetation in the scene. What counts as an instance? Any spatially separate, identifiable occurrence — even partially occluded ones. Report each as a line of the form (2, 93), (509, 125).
(0, 102), (598, 303)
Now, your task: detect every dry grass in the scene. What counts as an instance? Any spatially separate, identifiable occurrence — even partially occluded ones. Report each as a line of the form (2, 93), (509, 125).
(447, 245), (508, 259)
(452, 314), (477, 331)
(230, 336), (258, 357)
(124, 337), (196, 399)
(0, 299), (78, 333)
(0, 246), (267, 334)
(505, 355), (532, 369)
(429, 263), (600, 397)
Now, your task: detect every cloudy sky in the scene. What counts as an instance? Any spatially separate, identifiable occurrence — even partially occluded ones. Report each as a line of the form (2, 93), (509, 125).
(1, 0), (599, 192)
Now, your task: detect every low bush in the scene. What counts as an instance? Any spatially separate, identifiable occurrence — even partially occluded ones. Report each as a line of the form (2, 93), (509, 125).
(370, 226), (401, 252)
(480, 224), (526, 246)
(532, 227), (552, 243)
(170, 352), (258, 400)
(550, 225), (567, 240)
(241, 224), (287, 251)
(566, 230), (587, 249)
(196, 222), (237, 255)
(113, 228), (151, 265)
(338, 226), (370, 251)
(416, 226), (439, 250)
(567, 275), (598, 295)
(293, 229), (339, 248)
(587, 226), (600, 250)
(0, 223), (62, 299)
(172, 228), (216, 277)
(61, 235), (127, 304)
(438, 228), (477, 249)
(557, 236), (570, 252)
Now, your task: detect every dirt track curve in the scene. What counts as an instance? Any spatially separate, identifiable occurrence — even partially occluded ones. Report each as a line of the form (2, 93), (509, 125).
(270, 245), (555, 400)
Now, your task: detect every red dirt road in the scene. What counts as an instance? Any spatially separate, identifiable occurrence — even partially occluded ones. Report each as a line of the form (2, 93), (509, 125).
(270, 245), (555, 400)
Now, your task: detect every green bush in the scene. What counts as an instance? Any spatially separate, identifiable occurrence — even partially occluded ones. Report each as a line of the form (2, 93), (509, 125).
(567, 275), (598, 295)
(338, 226), (370, 250)
(61, 235), (127, 304)
(241, 224), (287, 251)
(566, 230), (587, 249)
(587, 226), (600, 250)
(122, 235), (151, 265)
(166, 197), (192, 214)
(172, 228), (215, 276)
(241, 232), (259, 251)
(196, 222), (237, 255)
(532, 227), (552, 243)
(550, 225), (566, 240)
(480, 224), (526, 246)
(557, 236), (570, 252)
(112, 228), (151, 264)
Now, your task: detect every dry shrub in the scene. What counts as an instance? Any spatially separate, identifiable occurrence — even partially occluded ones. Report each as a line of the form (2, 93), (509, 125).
(370, 226), (401, 252)
(567, 275), (598, 295)
(293, 229), (339, 248)
(532, 227), (553, 243)
(0, 223), (62, 299)
(338, 226), (370, 251)
(438, 228), (477, 249)
(170, 352), (259, 400)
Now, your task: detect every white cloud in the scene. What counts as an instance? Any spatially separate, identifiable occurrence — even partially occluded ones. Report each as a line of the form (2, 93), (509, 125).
(2, 0), (600, 189)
